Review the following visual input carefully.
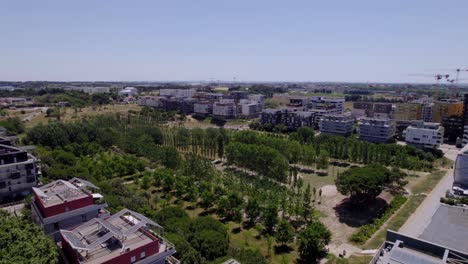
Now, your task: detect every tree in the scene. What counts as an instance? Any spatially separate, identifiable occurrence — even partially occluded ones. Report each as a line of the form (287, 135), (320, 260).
(297, 221), (331, 263)
(335, 164), (399, 204)
(0, 211), (58, 263)
(275, 220), (295, 245)
(263, 202), (279, 233)
(200, 190), (215, 210)
(245, 197), (261, 223)
(303, 184), (312, 221)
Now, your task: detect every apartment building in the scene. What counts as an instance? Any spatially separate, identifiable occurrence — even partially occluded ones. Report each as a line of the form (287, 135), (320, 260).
(319, 114), (354, 136)
(213, 101), (237, 120)
(238, 99), (263, 118)
(442, 115), (463, 143)
(64, 86), (110, 94)
(421, 102), (434, 122)
(260, 108), (314, 130)
(159, 88), (196, 98)
(60, 208), (178, 264)
(351, 102), (393, 119)
(394, 103), (422, 121)
(404, 122), (444, 149)
(193, 101), (213, 117)
(137, 96), (161, 108)
(357, 117), (395, 143)
(462, 94), (468, 146)
(432, 99), (463, 123)
(31, 178), (109, 242)
(0, 142), (40, 201)
(307, 97), (344, 114)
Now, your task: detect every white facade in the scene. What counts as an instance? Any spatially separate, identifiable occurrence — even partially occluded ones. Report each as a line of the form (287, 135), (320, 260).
(118, 87), (138, 97)
(238, 100), (263, 118)
(308, 97), (345, 114)
(404, 122), (444, 149)
(193, 102), (213, 115)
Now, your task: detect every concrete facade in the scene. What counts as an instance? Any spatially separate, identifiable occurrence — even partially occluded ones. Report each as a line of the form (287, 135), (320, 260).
(357, 117), (395, 143)
(319, 114), (354, 136)
(404, 122), (444, 149)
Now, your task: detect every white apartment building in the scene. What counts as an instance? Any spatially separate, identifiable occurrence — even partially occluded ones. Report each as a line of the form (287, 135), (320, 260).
(357, 117), (396, 143)
(319, 114), (355, 136)
(404, 122), (444, 149)
(118, 87), (138, 97)
(193, 102), (213, 117)
(238, 99), (263, 118)
(308, 97), (345, 114)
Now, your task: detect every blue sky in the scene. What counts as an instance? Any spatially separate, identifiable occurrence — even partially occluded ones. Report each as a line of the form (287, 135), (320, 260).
(1, 0), (467, 83)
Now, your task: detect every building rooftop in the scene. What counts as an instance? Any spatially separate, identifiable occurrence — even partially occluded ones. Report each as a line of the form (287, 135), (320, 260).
(419, 204), (468, 253)
(32, 178), (93, 208)
(61, 209), (169, 264)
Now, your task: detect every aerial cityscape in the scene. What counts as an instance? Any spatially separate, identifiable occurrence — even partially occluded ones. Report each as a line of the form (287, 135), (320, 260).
(1, 1), (468, 264)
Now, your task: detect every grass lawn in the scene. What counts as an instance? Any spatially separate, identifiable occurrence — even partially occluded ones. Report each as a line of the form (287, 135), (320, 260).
(363, 170), (446, 249)
(227, 222), (300, 264)
(327, 254), (373, 264)
(301, 165), (349, 190)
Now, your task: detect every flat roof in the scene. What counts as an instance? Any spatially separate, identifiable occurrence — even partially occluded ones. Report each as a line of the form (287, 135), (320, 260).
(33, 180), (89, 207)
(61, 209), (165, 264)
(419, 204), (468, 253)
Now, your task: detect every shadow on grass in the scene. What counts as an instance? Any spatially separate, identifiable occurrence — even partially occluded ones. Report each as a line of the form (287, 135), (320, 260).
(334, 197), (388, 227)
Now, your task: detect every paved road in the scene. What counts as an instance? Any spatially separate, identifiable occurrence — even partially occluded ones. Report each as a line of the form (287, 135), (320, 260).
(399, 144), (458, 237)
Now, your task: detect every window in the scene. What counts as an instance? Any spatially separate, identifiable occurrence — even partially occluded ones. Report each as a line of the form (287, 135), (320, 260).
(140, 251), (146, 259)
(130, 256), (136, 263)
(54, 222), (60, 230)
(0, 182), (5, 189)
(81, 215), (87, 222)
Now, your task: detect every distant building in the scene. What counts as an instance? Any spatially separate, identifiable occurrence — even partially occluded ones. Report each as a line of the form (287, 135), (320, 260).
(213, 101), (237, 120)
(0, 142), (40, 202)
(159, 88), (196, 98)
(64, 86), (110, 94)
(238, 99), (263, 118)
(138, 96), (161, 108)
(462, 94), (468, 146)
(442, 115), (463, 143)
(357, 117), (395, 143)
(180, 98), (196, 114)
(247, 94), (265, 103)
(118, 87), (138, 97)
(193, 102), (213, 117)
(351, 102), (393, 119)
(307, 97), (344, 115)
(260, 108), (314, 130)
(421, 102), (434, 122)
(0, 97), (33, 107)
(394, 103), (422, 121)
(31, 178), (109, 242)
(432, 99), (463, 123)
(319, 114), (354, 136)
(60, 208), (178, 264)
(403, 122), (444, 149)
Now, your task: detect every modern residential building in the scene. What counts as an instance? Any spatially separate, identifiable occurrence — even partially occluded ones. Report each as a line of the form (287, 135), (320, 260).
(213, 101), (237, 120)
(421, 102), (434, 122)
(238, 99), (263, 118)
(31, 178), (109, 242)
(64, 86), (110, 94)
(137, 96), (161, 108)
(442, 115), (463, 143)
(351, 102), (393, 119)
(193, 101), (213, 117)
(0, 142), (40, 202)
(403, 122), (444, 149)
(180, 98), (196, 114)
(60, 208), (178, 264)
(307, 97), (345, 114)
(357, 117), (395, 143)
(453, 144), (468, 194)
(260, 108), (314, 130)
(319, 114), (354, 136)
(247, 94), (265, 103)
(394, 103), (422, 121)
(118, 87), (138, 97)
(431, 99), (463, 123)
(370, 230), (468, 264)
(159, 88), (196, 98)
